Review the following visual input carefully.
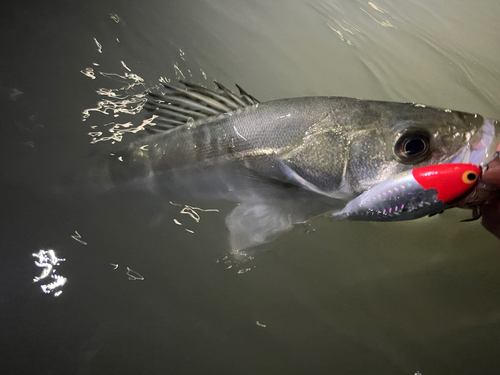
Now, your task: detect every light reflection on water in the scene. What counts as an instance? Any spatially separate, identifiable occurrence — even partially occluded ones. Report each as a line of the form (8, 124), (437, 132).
(32, 249), (67, 297)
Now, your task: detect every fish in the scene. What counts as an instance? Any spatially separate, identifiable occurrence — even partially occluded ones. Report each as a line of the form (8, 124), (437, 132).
(332, 163), (481, 221)
(93, 81), (500, 250)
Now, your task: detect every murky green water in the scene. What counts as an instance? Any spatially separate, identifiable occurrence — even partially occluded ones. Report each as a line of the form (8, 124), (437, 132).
(1, 0), (499, 373)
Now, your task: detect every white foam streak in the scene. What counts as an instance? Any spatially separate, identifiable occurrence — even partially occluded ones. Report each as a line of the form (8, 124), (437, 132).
(94, 38), (102, 53)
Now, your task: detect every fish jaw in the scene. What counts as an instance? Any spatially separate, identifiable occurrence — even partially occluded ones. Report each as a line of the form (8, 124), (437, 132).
(448, 118), (500, 165)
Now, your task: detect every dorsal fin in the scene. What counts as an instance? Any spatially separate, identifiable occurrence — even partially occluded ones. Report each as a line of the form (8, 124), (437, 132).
(235, 84), (259, 105)
(144, 80), (259, 134)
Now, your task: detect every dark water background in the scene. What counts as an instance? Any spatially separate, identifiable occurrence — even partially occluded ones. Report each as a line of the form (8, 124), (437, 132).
(1, 0), (500, 374)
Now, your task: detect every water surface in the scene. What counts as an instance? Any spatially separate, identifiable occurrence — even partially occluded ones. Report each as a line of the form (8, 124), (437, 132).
(1, 0), (500, 374)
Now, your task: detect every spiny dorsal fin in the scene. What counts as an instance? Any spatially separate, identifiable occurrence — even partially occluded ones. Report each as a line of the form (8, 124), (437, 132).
(235, 84), (259, 105)
(144, 80), (259, 134)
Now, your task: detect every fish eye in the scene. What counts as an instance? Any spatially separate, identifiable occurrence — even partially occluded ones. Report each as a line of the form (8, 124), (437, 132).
(394, 131), (431, 164)
(462, 171), (478, 184)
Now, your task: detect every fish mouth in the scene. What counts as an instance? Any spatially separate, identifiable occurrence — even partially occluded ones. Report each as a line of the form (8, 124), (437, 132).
(448, 118), (500, 165)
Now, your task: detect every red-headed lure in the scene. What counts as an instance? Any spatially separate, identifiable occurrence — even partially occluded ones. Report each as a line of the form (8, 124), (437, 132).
(332, 164), (480, 221)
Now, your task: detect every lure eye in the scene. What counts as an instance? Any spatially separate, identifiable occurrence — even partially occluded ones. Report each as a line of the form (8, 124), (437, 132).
(462, 170), (478, 184)
(394, 131), (431, 164)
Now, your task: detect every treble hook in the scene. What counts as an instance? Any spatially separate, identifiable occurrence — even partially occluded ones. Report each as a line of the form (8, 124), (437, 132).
(460, 205), (482, 222)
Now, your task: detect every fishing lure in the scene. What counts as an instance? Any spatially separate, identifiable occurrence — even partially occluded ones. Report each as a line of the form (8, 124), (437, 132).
(332, 163), (481, 221)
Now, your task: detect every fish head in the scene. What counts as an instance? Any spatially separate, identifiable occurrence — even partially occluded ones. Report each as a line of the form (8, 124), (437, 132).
(349, 105), (500, 192)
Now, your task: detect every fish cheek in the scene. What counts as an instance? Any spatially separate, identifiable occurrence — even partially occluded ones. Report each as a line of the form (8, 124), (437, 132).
(347, 130), (401, 191)
(426, 131), (467, 165)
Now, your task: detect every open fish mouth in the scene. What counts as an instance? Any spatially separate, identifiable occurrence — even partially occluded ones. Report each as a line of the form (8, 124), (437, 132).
(448, 118), (500, 165)
(449, 119), (500, 212)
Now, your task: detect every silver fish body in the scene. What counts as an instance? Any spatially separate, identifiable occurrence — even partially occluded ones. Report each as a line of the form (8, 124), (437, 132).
(104, 83), (498, 200)
(94, 82), (500, 250)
